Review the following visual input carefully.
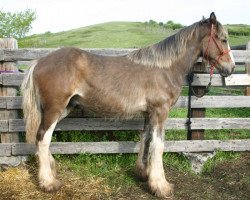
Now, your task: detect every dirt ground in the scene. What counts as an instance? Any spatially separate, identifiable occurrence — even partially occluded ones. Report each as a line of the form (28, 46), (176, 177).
(0, 153), (249, 200)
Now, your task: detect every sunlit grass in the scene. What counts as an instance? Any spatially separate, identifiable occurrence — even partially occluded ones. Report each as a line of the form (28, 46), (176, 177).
(19, 22), (250, 48)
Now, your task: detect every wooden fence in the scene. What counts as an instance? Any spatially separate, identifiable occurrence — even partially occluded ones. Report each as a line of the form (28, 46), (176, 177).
(0, 38), (250, 160)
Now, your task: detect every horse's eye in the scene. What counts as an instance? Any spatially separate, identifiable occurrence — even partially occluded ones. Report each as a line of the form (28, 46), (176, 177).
(222, 39), (227, 43)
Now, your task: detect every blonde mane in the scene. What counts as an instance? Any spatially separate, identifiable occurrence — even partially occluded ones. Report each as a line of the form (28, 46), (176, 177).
(127, 22), (201, 68)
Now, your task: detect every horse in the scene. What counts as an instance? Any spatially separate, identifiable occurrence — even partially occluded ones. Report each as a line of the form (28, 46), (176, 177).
(21, 12), (235, 198)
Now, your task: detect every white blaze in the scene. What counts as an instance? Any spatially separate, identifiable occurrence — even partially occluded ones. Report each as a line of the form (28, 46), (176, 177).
(228, 44), (235, 65)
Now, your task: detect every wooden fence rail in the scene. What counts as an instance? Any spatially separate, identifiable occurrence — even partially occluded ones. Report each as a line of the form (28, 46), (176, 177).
(1, 95), (250, 110)
(1, 140), (249, 156)
(0, 118), (249, 133)
(1, 73), (250, 87)
(1, 48), (250, 62)
(0, 40), (250, 160)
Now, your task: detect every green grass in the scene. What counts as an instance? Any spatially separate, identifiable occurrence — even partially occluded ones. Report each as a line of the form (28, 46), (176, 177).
(202, 151), (240, 174)
(19, 22), (250, 48)
(225, 24), (250, 45)
(19, 22), (176, 48)
(54, 151), (191, 188)
(55, 153), (138, 186)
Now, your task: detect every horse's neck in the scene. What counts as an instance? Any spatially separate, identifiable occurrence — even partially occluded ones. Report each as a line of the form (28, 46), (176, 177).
(179, 43), (201, 73)
(166, 38), (202, 86)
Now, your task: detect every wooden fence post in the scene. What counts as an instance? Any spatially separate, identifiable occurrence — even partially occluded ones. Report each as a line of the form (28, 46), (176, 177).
(0, 38), (20, 143)
(245, 41), (250, 96)
(189, 63), (206, 140)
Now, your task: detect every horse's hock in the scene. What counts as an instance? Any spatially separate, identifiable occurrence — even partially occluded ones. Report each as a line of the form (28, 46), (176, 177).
(0, 38), (250, 171)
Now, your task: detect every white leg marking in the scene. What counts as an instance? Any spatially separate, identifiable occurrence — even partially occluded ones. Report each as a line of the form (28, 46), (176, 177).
(148, 127), (165, 181)
(37, 120), (61, 191)
(147, 127), (173, 198)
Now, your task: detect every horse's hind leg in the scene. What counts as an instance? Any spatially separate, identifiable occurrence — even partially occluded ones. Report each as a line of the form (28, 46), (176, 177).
(49, 106), (74, 178)
(36, 105), (71, 192)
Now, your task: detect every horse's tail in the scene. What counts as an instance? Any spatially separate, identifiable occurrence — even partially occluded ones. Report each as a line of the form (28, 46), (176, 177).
(21, 61), (41, 144)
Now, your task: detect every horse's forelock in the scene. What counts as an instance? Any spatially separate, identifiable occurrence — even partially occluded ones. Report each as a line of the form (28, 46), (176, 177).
(217, 22), (228, 39)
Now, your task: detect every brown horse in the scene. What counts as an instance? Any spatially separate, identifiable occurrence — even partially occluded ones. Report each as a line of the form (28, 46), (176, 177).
(21, 13), (235, 198)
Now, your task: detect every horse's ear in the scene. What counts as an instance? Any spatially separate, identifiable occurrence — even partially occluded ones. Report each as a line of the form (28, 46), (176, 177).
(209, 12), (217, 25)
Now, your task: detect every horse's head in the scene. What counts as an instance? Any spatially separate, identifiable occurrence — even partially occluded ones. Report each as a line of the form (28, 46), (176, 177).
(201, 12), (235, 77)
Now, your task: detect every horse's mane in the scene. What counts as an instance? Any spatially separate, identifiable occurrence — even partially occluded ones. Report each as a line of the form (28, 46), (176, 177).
(127, 21), (202, 68)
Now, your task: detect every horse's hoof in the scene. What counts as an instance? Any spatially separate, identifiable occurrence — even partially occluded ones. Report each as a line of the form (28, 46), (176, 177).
(148, 180), (174, 199)
(135, 164), (148, 181)
(40, 179), (62, 193)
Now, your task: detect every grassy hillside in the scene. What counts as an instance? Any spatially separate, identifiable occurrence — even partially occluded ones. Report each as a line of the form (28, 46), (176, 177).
(19, 22), (177, 48)
(19, 22), (250, 48)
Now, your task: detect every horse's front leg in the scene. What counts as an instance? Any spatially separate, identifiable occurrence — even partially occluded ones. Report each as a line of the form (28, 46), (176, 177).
(136, 116), (151, 181)
(147, 106), (174, 198)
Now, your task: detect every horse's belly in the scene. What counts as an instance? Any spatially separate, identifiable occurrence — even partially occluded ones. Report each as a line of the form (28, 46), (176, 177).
(78, 92), (146, 118)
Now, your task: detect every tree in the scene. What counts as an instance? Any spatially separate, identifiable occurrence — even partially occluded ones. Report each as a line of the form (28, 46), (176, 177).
(0, 9), (36, 39)
(148, 19), (157, 26)
(159, 22), (164, 26)
(172, 23), (184, 30)
(164, 20), (184, 30)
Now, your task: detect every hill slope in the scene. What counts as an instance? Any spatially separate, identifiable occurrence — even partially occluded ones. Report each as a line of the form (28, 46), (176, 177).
(20, 22), (177, 48)
(19, 22), (250, 48)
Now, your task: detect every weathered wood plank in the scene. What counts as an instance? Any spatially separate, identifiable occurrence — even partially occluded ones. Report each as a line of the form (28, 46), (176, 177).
(7, 118), (250, 132)
(0, 143), (12, 156)
(6, 96), (22, 109)
(164, 139), (250, 152)
(245, 42), (250, 95)
(0, 48), (133, 61)
(176, 96), (250, 108)
(225, 74), (250, 86)
(0, 120), (8, 132)
(8, 118), (144, 132)
(192, 74), (250, 86)
(2, 73), (250, 87)
(0, 48), (249, 63)
(3, 96), (250, 110)
(191, 118), (250, 129)
(0, 38), (20, 143)
(231, 50), (250, 63)
(0, 96), (7, 108)
(11, 139), (250, 155)
(1, 73), (23, 86)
